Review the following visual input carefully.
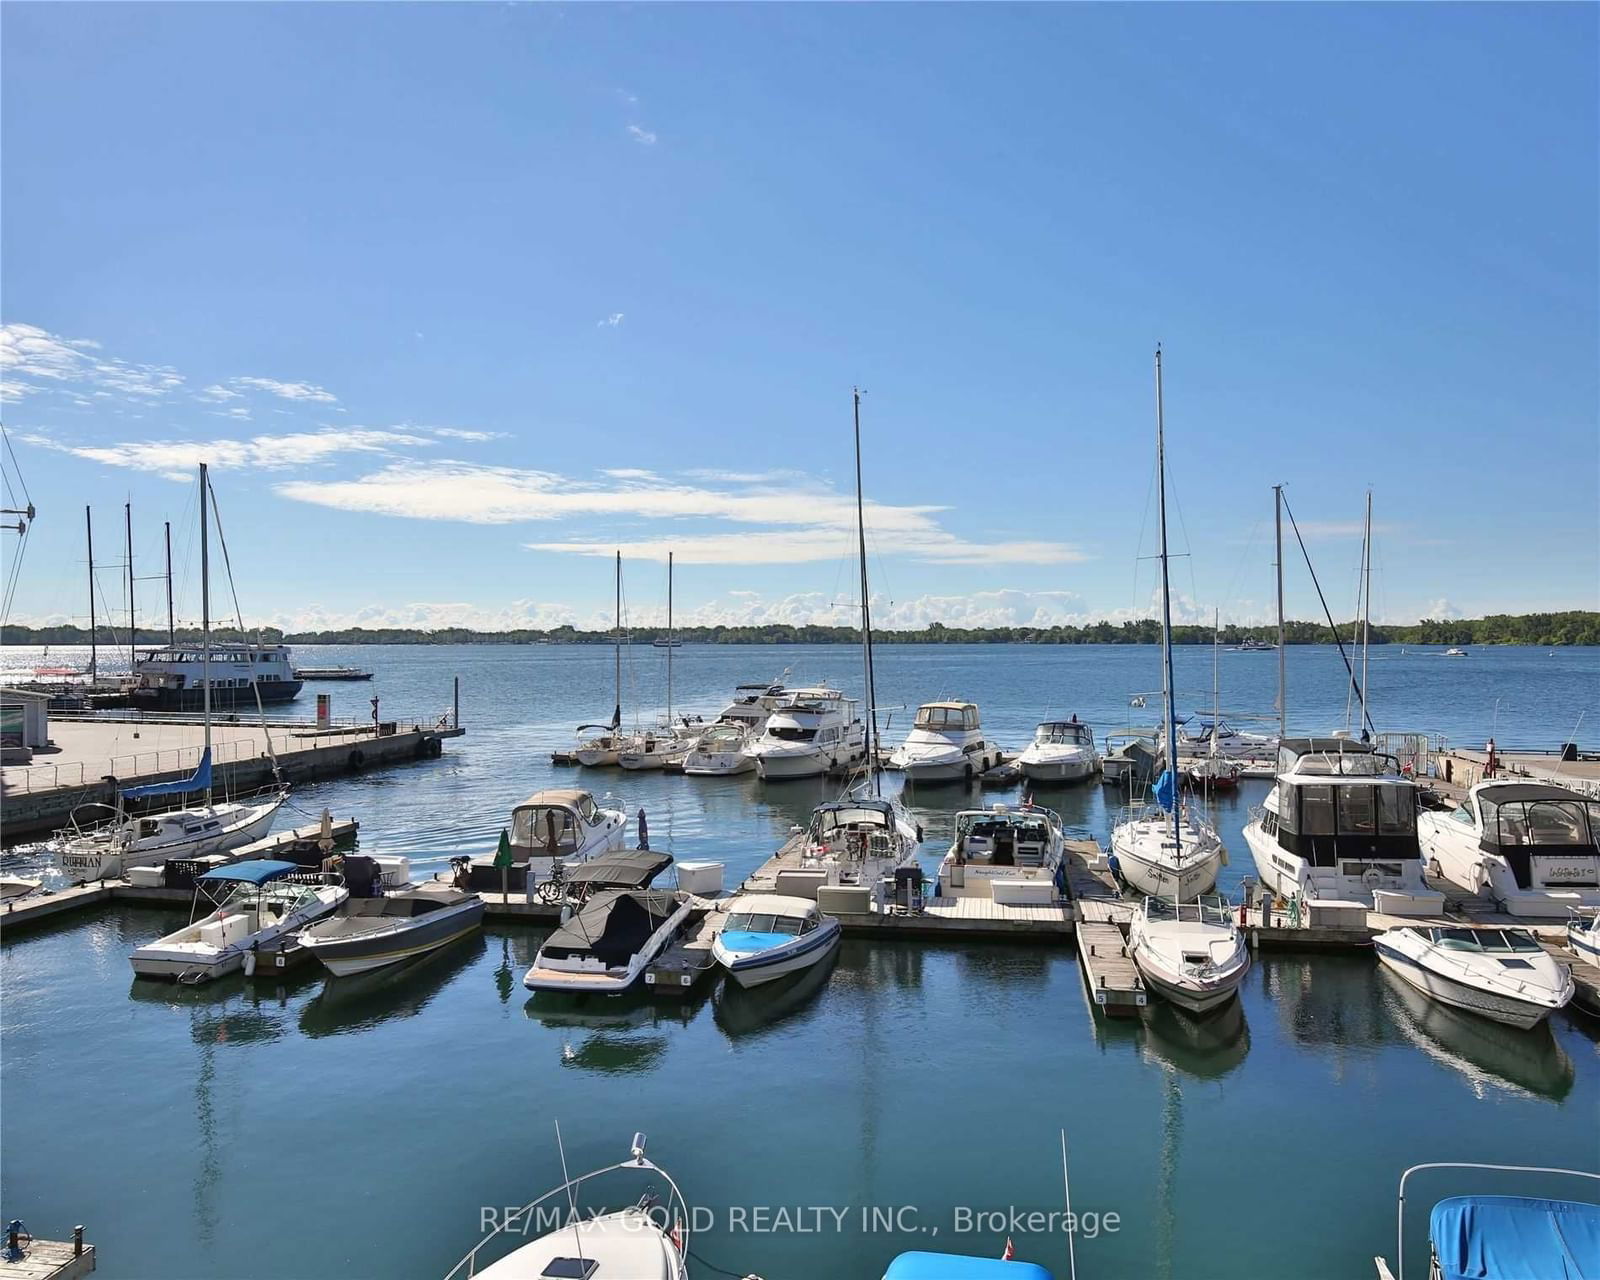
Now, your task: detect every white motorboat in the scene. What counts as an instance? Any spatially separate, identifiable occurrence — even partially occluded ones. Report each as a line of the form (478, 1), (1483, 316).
(936, 802), (1065, 901)
(1015, 719), (1101, 783)
(746, 686), (866, 780)
(0, 876), (42, 901)
(444, 1132), (692, 1280)
(521, 888), (693, 992)
(465, 789), (628, 894)
(1571, 908), (1600, 966)
(712, 893), (841, 987)
(1111, 799), (1227, 901)
(887, 701), (1000, 784)
(1419, 780), (1600, 917)
(299, 882), (485, 976)
(129, 859), (346, 982)
(1128, 894), (1251, 1014)
(1374, 924), (1574, 1030)
(1244, 737), (1445, 915)
(1443, 647), (1468, 657)
(682, 680), (789, 776)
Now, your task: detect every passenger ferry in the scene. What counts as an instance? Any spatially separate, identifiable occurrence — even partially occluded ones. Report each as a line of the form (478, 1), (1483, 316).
(131, 644), (302, 710)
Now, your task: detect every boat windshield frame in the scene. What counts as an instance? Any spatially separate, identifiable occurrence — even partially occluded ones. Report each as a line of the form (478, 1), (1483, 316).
(1422, 926), (1542, 953)
(1143, 894), (1233, 926)
(1035, 721), (1093, 746)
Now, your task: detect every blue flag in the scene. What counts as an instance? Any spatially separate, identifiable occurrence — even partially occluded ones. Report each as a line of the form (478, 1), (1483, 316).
(1153, 767), (1176, 813)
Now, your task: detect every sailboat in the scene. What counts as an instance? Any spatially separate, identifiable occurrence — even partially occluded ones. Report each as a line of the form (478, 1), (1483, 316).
(1109, 349), (1226, 901)
(618, 552), (699, 770)
(54, 464), (288, 883)
(572, 552), (626, 767)
(1185, 611), (1241, 791)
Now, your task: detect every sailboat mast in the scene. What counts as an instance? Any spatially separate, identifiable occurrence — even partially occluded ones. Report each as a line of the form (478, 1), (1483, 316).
(613, 550), (622, 731)
(853, 387), (880, 795)
(1361, 489), (1372, 739)
(164, 521), (175, 647)
(1274, 484), (1286, 744)
(85, 506), (97, 685)
(199, 463), (213, 806)
(1211, 607), (1220, 767)
(125, 501), (135, 671)
(1154, 348), (1179, 849)
(666, 550), (674, 727)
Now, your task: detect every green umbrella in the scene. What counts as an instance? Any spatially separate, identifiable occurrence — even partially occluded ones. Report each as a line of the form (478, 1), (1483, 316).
(493, 828), (514, 869)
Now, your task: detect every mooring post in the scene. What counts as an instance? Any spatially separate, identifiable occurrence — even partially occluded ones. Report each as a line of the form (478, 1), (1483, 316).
(453, 675), (460, 729)
(74, 1225), (84, 1256)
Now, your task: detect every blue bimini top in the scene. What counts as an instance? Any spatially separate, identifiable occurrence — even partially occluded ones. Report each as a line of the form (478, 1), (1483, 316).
(196, 859), (302, 886)
(1430, 1196), (1600, 1280)
(883, 1252), (1054, 1280)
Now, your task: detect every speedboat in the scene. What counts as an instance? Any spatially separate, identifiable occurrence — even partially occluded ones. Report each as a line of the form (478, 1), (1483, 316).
(1419, 780), (1600, 917)
(1128, 895), (1251, 1014)
(746, 686), (866, 780)
(712, 893), (841, 987)
(1016, 719), (1100, 783)
(465, 789), (627, 894)
(887, 701), (1000, 784)
(129, 860), (346, 982)
(1443, 647), (1468, 657)
(444, 1132), (692, 1280)
(1373, 925), (1574, 1030)
(937, 802), (1065, 901)
(1570, 908), (1600, 966)
(884, 1254), (1053, 1280)
(1244, 737), (1445, 915)
(299, 882), (485, 976)
(0, 876), (42, 901)
(522, 889), (693, 993)
(1110, 794), (1226, 901)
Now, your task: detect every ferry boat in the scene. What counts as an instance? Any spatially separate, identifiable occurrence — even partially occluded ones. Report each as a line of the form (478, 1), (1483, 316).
(937, 802), (1065, 901)
(1418, 780), (1600, 917)
(887, 701), (1001, 784)
(464, 789), (627, 894)
(1374, 924), (1573, 1029)
(746, 686), (866, 780)
(1244, 737), (1444, 914)
(130, 643), (302, 710)
(1015, 719), (1100, 783)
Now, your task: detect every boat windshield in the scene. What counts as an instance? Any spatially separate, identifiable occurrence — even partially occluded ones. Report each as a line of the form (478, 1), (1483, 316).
(768, 725), (816, 743)
(512, 805), (580, 853)
(916, 705), (977, 731)
(1477, 796), (1600, 850)
(1425, 927), (1542, 953)
(1282, 747), (1398, 777)
(1036, 722), (1092, 746)
(814, 806), (889, 834)
(726, 912), (805, 935)
(1145, 895), (1232, 925)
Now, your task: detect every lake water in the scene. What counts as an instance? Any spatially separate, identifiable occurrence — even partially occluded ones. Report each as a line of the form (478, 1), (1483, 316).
(3, 643), (1598, 1279)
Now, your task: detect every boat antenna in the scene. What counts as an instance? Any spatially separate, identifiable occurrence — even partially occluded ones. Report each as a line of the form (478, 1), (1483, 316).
(85, 505), (98, 686)
(1274, 484), (1285, 744)
(1059, 1129), (1079, 1280)
(1154, 347), (1180, 856)
(853, 386), (881, 796)
(199, 463), (212, 807)
(553, 1119), (588, 1269)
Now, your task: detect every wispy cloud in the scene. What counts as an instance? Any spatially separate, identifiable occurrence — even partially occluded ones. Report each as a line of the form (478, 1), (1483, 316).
(432, 427), (503, 442)
(598, 312), (625, 328)
(197, 383), (243, 403)
(230, 376), (338, 404)
(20, 427), (432, 481)
(626, 124), (657, 146)
(1, 322), (183, 402)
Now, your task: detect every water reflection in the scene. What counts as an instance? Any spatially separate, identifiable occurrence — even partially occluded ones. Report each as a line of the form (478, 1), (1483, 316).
(1377, 967), (1575, 1101)
(1138, 999), (1252, 1081)
(299, 933), (485, 1038)
(714, 952), (838, 1038)
(523, 988), (704, 1075)
(1263, 952), (1398, 1050)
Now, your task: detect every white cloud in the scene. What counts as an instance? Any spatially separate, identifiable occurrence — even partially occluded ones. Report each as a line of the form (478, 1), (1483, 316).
(231, 376), (338, 403)
(432, 427), (501, 442)
(1421, 597), (1464, 620)
(197, 384), (243, 403)
(20, 427), (431, 481)
(1, 322), (183, 401)
(626, 124), (657, 146)
(599, 313), (625, 328)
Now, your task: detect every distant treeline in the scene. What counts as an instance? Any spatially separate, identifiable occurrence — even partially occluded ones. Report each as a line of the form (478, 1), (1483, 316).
(4, 612), (1596, 647)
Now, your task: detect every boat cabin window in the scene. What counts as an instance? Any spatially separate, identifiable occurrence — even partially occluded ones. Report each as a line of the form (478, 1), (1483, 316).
(574, 795), (599, 823)
(512, 805), (579, 853)
(1337, 787), (1376, 835)
(916, 705), (977, 731)
(1377, 788), (1414, 835)
(769, 725), (816, 742)
(1301, 785), (1336, 835)
(1037, 722), (1091, 746)
(726, 912), (805, 935)
(1478, 797), (1599, 849)
(1426, 927), (1540, 952)
(139, 819), (161, 838)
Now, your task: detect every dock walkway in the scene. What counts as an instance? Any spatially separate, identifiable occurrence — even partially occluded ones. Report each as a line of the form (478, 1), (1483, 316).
(0, 1232), (94, 1280)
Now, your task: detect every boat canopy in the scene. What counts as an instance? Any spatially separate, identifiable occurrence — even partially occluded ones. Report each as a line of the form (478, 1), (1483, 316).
(883, 1254), (1053, 1280)
(121, 748), (213, 800)
(1035, 721), (1093, 746)
(915, 702), (979, 730)
(1429, 1196), (1600, 1280)
(538, 890), (681, 965)
(564, 850), (673, 890)
(197, 859), (300, 885)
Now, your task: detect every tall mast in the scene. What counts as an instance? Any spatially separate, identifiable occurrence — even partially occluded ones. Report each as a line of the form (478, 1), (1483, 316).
(853, 387), (880, 795)
(1211, 607), (1220, 767)
(1274, 484), (1286, 744)
(613, 551), (622, 732)
(85, 506), (97, 684)
(1154, 348), (1179, 850)
(666, 550), (674, 727)
(200, 463), (213, 806)
(125, 500), (135, 671)
(164, 521), (175, 647)
(1360, 489), (1372, 740)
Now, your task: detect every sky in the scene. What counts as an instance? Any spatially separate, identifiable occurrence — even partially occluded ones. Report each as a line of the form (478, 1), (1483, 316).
(2, 3), (1596, 635)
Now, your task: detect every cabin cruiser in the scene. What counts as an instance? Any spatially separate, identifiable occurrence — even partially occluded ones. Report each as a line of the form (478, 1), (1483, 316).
(130, 643), (301, 710)
(1419, 781), (1600, 917)
(1016, 719), (1100, 783)
(712, 893), (841, 987)
(465, 789), (627, 894)
(1244, 737), (1445, 915)
(746, 686), (866, 780)
(299, 882), (485, 976)
(444, 1133), (692, 1280)
(887, 701), (1000, 784)
(129, 860), (346, 982)
(1128, 895), (1251, 1014)
(682, 681), (789, 776)
(1237, 637), (1275, 652)
(936, 802), (1065, 901)
(1374, 925), (1574, 1030)
(1109, 789), (1226, 901)
(522, 889), (693, 992)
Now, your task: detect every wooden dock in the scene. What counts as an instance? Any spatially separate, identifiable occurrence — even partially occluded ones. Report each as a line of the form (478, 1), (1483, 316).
(645, 903), (725, 994)
(1076, 920), (1146, 1014)
(0, 1231), (94, 1280)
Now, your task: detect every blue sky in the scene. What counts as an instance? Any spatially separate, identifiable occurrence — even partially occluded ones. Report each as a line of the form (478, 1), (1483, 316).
(3, 3), (1595, 634)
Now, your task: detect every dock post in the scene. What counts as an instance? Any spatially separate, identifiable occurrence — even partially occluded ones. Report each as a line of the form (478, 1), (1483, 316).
(74, 1226), (83, 1257)
(453, 676), (460, 729)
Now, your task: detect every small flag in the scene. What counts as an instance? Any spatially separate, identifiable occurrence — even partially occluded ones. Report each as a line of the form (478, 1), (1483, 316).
(1001, 1237), (1015, 1261)
(493, 828), (514, 869)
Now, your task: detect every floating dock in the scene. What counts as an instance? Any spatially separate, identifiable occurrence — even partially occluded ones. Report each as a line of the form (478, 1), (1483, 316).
(1076, 921), (1146, 1014)
(0, 1228), (94, 1280)
(644, 906), (725, 994)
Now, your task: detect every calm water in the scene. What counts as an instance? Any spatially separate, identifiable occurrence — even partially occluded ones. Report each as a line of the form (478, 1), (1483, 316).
(3, 644), (1598, 1279)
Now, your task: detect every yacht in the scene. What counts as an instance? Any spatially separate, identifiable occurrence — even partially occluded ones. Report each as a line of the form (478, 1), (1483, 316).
(1443, 646), (1469, 657)
(129, 859), (346, 982)
(130, 643), (301, 710)
(521, 889), (693, 992)
(1374, 924), (1574, 1030)
(1128, 895), (1251, 1014)
(887, 701), (1000, 784)
(1015, 719), (1100, 783)
(711, 893), (841, 987)
(464, 789), (627, 894)
(1237, 637), (1275, 652)
(682, 681), (788, 776)
(298, 882), (485, 976)
(746, 686), (866, 780)
(936, 802), (1065, 901)
(1418, 780), (1600, 917)
(1244, 737), (1445, 915)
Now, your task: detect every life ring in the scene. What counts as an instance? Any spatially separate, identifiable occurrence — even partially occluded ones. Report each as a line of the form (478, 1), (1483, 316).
(1361, 866), (1382, 890)
(348, 748), (367, 770)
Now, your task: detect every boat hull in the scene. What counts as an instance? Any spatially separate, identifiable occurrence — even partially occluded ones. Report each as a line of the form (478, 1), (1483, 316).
(130, 887), (345, 983)
(682, 750), (755, 776)
(1111, 824), (1223, 900)
(1018, 755), (1097, 783)
(302, 901), (486, 976)
(716, 919), (841, 988)
(1375, 941), (1560, 1030)
(57, 796), (284, 884)
(130, 681), (302, 711)
(1135, 959), (1246, 1014)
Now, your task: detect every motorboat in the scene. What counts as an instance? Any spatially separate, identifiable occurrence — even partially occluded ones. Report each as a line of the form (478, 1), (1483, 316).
(1570, 908), (1600, 966)
(1016, 719), (1100, 783)
(1373, 924), (1574, 1030)
(291, 665), (373, 681)
(551, 848), (675, 908)
(746, 686), (866, 780)
(1419, 780), (1600, 917)
(1244, 737), (1445, 915)
(887, 701), (1000, 784)
(1110, 797), (1226, 901)
(883, 1255), (1053, 1279)
(1237, 637), (1275, 652)
(130, 642), (301, 710)
(522, 889), (693, 993)
(1128, 895), (1251, 1014)
(1174, 716), (1273, 763)
(0, 876), (42, 901)
(682, 680), (789, 776)
(1374, 1163), (1600, 1280)
(1101, 730), (1157, 789)
(465, 789), (628, 894)
(299, 882), (485, 976)
(444, 1132), (692, 1280)
(129, 860), (346, 982)
(1443, 647), (1468, 657)
(712, 893), (841, 987)
(936, 802), (1065, 901)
